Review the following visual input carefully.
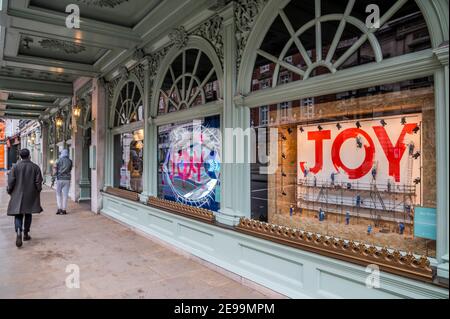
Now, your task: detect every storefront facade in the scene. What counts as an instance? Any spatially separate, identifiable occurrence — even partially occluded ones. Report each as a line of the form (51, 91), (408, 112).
(1, 0), (448, 298)
(97, 0), (449, 298)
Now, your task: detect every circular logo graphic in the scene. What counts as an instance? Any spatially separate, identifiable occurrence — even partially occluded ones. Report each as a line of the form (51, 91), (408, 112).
(162, 124), (221, 209)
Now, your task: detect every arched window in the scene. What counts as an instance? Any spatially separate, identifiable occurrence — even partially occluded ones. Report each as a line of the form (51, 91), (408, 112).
(114, 81), (144, 126)
(154, 45), (222, 212)
(248, 0), (437, 260)
(251, 0), (431, 90)
(111, 79), (145, 194)
(158, 48), (220, 115)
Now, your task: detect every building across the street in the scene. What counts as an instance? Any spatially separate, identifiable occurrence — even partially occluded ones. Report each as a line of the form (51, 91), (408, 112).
(0, 0), (448, 298)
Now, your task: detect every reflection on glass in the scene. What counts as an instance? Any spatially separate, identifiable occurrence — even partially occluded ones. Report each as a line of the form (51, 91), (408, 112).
(252, 0), (431, 91)
(113, 130), (144, 193)
(158, 49), (219, 115)
(157, 115), (221, 211)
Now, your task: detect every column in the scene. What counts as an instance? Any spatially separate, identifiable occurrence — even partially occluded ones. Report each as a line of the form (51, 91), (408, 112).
(40, 121), (48, 176)
(434, 43), (449, 282)
(91, 78), (107, 213)
(139, 59), (154, 203)
(79, 96), (92, 202)
(217, 3), (251, 226)
(71, 103), (83, 202)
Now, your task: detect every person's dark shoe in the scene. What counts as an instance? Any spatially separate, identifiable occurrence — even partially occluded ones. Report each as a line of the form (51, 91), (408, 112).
(16, 231), (23, 248)
(56, 209), (62, 215)
(62, 210), (67, 215)
(23, 232), (31, 241)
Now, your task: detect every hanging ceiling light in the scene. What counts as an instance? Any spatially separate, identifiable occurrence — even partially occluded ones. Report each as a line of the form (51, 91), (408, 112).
(413, 125), (420, 134)
(55, 114), (64, 127)
(73, 103), (82, 118)
(380, 119), (387, 127)
(355, 121), (361, 129)
(317, 125), (323, 131)
(401, 117), (407, 125)
(336, 123), (342, 130)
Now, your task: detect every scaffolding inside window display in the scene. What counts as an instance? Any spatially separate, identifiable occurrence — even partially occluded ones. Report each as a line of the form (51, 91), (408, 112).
(297, 178), (416, 226)
(250, 79), (434, 256)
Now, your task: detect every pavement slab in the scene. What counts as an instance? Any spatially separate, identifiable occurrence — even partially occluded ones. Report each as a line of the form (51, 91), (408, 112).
(0, 172), (284, 299)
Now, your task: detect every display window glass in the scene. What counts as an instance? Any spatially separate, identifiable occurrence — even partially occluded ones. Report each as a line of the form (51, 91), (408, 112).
(111, 80), (144, 194)
(157, 115), (221, 211)
(250, 77), (436, 257)
(113, 130), (144, 193)
(251, 0), (431, 92)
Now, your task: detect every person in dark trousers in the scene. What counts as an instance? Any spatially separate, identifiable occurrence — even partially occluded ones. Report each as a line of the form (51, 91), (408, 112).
(6, 149), (43, 248)
(54, 149), (73, 215)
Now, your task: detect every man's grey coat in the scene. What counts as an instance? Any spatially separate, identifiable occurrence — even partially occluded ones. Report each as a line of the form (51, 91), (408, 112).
(7, 159), (43, 216)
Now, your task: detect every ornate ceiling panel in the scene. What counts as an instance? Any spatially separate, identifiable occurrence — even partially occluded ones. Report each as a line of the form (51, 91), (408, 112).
(0, 66), (76, 83)
(19, 35), (107, 65)
(1, 0), (215, 120)
(29, 0), (163, 28)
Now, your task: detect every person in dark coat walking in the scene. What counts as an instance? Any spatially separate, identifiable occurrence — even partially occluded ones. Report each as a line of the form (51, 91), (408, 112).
(6, 148), (43, 248)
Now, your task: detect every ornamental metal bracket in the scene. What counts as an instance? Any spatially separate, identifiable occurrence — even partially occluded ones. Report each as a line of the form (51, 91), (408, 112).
(235, 218), (434, 282)
(148, 197), (216, 224)
(104, 187), (139, 202)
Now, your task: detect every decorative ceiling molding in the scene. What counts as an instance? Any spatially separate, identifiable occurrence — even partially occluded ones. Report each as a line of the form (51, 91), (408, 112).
(169, 26), (189, 50)
(191, 15), (224, 64)
(234, 0), (269, 68)
(78, 0), (129, 8)
(38, 39), (86, 55)
(21, 37), (34, 50)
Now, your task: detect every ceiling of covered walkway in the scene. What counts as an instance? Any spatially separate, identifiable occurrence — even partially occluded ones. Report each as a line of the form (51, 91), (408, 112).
(0, 0), (220, 120)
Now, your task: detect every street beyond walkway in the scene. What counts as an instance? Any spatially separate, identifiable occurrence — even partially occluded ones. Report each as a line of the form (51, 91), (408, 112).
(0, 172), (281, 299)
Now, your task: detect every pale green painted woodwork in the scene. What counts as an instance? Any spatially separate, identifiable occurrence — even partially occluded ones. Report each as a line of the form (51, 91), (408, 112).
(100, 0), (449, 296)
(2, 0), (447, 297)
(101, 194), (449, 299)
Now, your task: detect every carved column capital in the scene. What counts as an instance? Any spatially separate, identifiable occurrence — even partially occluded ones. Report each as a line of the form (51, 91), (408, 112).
(169, 26), (188, 49)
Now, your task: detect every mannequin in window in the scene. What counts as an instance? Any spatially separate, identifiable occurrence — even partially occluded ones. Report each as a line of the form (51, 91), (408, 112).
(128, 140), (143, 192)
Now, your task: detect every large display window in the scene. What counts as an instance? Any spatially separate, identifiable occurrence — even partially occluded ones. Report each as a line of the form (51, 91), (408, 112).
(157, 115), (221, 211)
(113, 130), (144, 193)
(154, 45), (222, 211)
(111, 80), (144, 193)
(250, 77), (436, 257)
(245, 0), (438, 261)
